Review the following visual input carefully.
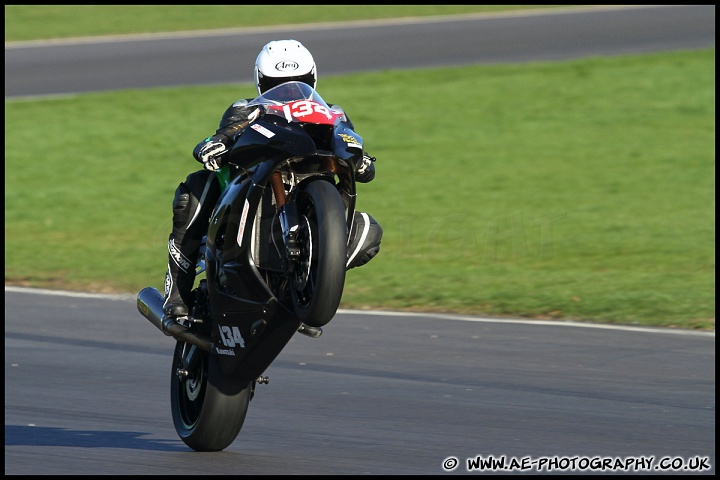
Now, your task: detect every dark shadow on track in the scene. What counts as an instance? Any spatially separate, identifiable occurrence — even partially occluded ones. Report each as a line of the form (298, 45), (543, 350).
(4, 424), (187, 452)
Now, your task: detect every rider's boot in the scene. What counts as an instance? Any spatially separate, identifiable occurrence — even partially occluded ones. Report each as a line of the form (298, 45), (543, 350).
(163, 238), (196, 320)
(346, 211), (383, 270)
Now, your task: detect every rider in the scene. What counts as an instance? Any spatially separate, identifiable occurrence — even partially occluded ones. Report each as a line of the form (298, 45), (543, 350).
(163, 39), (382, 320)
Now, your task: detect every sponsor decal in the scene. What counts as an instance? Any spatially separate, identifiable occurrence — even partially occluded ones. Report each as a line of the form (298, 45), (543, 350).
(215, 347), (236, 356)
(250, 123), (275, 138)
(237, 199), (250, 247)
(338, 133), (362, 149)
(137, 299), (149, 317)
(168, 239), (192, 271)
(275, 60), (299, 72)
(164, 272), (172, 297)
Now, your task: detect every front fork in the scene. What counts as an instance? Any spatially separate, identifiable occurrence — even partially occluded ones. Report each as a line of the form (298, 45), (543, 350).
(271, 156), (339, 267)
(271, 171), (300, 261)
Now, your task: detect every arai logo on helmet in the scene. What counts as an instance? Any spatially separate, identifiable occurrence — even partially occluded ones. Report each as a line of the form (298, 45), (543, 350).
(275, 61), (299, 72)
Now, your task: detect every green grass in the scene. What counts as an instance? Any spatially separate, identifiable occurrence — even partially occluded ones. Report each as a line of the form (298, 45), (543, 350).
(5, 49), (715, 330)
(4, 5), (563, 42)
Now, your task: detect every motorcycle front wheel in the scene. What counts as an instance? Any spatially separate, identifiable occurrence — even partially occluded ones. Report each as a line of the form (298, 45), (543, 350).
(291, 179), (347, 327)
(170, 341), (252, 452)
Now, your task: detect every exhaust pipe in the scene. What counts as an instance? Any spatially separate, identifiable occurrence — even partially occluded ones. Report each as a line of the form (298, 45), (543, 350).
(136, 287), (214, 353)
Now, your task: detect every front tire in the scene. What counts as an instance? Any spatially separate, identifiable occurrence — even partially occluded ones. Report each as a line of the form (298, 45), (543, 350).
(170, 341), (253, 451)
(291, 180), (347, 327)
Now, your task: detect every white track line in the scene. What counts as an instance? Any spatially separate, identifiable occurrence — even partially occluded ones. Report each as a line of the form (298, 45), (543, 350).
(4, 285), (135, 301)
(5, 285), (713, 337)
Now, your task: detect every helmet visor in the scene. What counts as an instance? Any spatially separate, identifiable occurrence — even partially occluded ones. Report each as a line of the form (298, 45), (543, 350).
(259, 71), (315, 94)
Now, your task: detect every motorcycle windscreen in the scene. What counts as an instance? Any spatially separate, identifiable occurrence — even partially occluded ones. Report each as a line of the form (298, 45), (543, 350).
(250, 81), (345, 126)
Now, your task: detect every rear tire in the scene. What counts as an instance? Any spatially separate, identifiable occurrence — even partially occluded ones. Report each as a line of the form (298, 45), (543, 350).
(170, 342), (252, 451)
(291, 180), (347, 327)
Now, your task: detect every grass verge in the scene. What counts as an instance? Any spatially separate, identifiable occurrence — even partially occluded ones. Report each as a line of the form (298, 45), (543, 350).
(5, 49), (715, 330)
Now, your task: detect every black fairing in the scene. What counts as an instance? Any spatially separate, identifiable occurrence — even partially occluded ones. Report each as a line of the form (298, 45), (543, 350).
(202, 86), (363, 377)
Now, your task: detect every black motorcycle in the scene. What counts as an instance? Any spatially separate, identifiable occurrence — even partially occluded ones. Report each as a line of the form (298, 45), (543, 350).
(137, 81), (372, 451)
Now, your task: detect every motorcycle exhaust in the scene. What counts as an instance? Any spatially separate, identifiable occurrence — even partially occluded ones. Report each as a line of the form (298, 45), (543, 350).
(136, 287), (214, 353)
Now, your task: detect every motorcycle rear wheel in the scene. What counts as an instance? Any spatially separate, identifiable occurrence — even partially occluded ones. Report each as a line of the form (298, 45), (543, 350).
(291, 179), (347, 327)
(170, 341), (252, 451)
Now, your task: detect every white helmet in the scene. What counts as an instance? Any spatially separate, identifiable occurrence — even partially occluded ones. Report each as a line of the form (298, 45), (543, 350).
(254, 39), (317, 95)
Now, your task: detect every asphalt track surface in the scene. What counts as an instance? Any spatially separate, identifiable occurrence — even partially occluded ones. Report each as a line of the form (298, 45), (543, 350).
(4, 5), (716, 98)
(4, 5), (716, 475)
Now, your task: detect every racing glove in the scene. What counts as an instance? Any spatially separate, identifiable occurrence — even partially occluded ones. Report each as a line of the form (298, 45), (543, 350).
(356, 153), (376, 183)
(196, 138), (228, 171)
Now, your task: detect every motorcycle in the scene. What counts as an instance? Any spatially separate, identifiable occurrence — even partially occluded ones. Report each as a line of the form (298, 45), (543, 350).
(136, 81), (374, 451)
